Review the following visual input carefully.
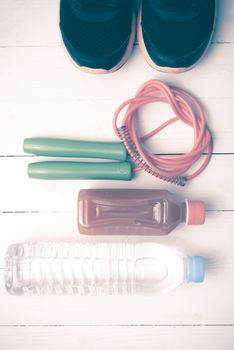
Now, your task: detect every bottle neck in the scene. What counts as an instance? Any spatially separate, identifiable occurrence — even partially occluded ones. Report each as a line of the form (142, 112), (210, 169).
(185, 256), (205, 283)
(181, 202), (188, 224)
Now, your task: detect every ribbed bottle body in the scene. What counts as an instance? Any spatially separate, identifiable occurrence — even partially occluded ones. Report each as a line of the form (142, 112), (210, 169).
(5, 242), (186, 296)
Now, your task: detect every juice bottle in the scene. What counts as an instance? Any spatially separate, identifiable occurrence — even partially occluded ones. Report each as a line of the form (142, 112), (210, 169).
(78, 189), (205, 235)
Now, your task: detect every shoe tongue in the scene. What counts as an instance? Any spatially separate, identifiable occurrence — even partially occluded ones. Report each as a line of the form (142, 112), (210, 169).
(80, 0), (119, 9)
(159, 0), (196, 4)
(81, 0), (117, 4)
(154, 0), (200, 22)
(75, 0), (121, 21)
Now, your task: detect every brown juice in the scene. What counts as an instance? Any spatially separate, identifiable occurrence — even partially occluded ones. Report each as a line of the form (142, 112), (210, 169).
(78, 189), (205, 236)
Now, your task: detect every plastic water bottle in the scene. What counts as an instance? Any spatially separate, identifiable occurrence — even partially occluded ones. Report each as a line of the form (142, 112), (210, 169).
(5, 242), (205, 296)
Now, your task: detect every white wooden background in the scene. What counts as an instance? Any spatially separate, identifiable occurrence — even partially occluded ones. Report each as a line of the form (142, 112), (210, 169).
(0, 0), (234, 349)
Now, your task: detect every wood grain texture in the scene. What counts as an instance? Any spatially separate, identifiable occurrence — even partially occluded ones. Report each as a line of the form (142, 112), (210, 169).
(0, 0), (233, 348)
(1, 326), (234, 350)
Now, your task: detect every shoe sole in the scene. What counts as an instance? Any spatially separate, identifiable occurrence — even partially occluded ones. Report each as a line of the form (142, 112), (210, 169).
(137, 5), (216, 73)
(59, 9), (136, 74)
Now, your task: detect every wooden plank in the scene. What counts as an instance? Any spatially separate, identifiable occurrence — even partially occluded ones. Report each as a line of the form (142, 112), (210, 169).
(0, 0), (60, 47)
(0, 96), (233, 155)
(0, 44), (233, 102)
(0, 43), (233, 155)
(0, 326), (234, 350)
(0, 155), (232, 212)
(0, 0), (233, 47)
(0, 211), (233, 325)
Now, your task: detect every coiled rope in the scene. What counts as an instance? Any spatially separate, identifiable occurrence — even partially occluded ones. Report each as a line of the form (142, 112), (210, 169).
(113, 79), (213, 186)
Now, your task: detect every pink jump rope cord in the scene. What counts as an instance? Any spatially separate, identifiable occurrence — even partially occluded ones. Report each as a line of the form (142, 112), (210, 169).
(113, 79), (213, 186)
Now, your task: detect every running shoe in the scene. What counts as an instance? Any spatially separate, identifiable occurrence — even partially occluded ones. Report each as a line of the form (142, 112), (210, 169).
(138, 0), (216, 72)
(60, 0), (136, 73)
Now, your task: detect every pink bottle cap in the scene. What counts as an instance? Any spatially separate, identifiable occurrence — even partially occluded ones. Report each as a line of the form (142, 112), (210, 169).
(186, 200), (205, 225)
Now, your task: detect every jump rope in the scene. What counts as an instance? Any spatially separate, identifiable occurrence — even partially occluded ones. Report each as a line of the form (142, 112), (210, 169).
(113, 79), (213, 186)
(24, 79), (213, 186)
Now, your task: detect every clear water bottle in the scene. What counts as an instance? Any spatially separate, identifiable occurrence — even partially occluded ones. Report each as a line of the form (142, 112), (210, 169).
(5, 242), (205, 296)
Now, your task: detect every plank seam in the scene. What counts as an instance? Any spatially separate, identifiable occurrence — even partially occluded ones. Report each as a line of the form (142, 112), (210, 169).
(0, 41), (233, 49)
(0, 324), (233, 327)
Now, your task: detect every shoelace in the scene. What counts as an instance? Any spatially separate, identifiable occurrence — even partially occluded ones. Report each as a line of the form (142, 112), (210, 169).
(113, 80), (213, 186)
